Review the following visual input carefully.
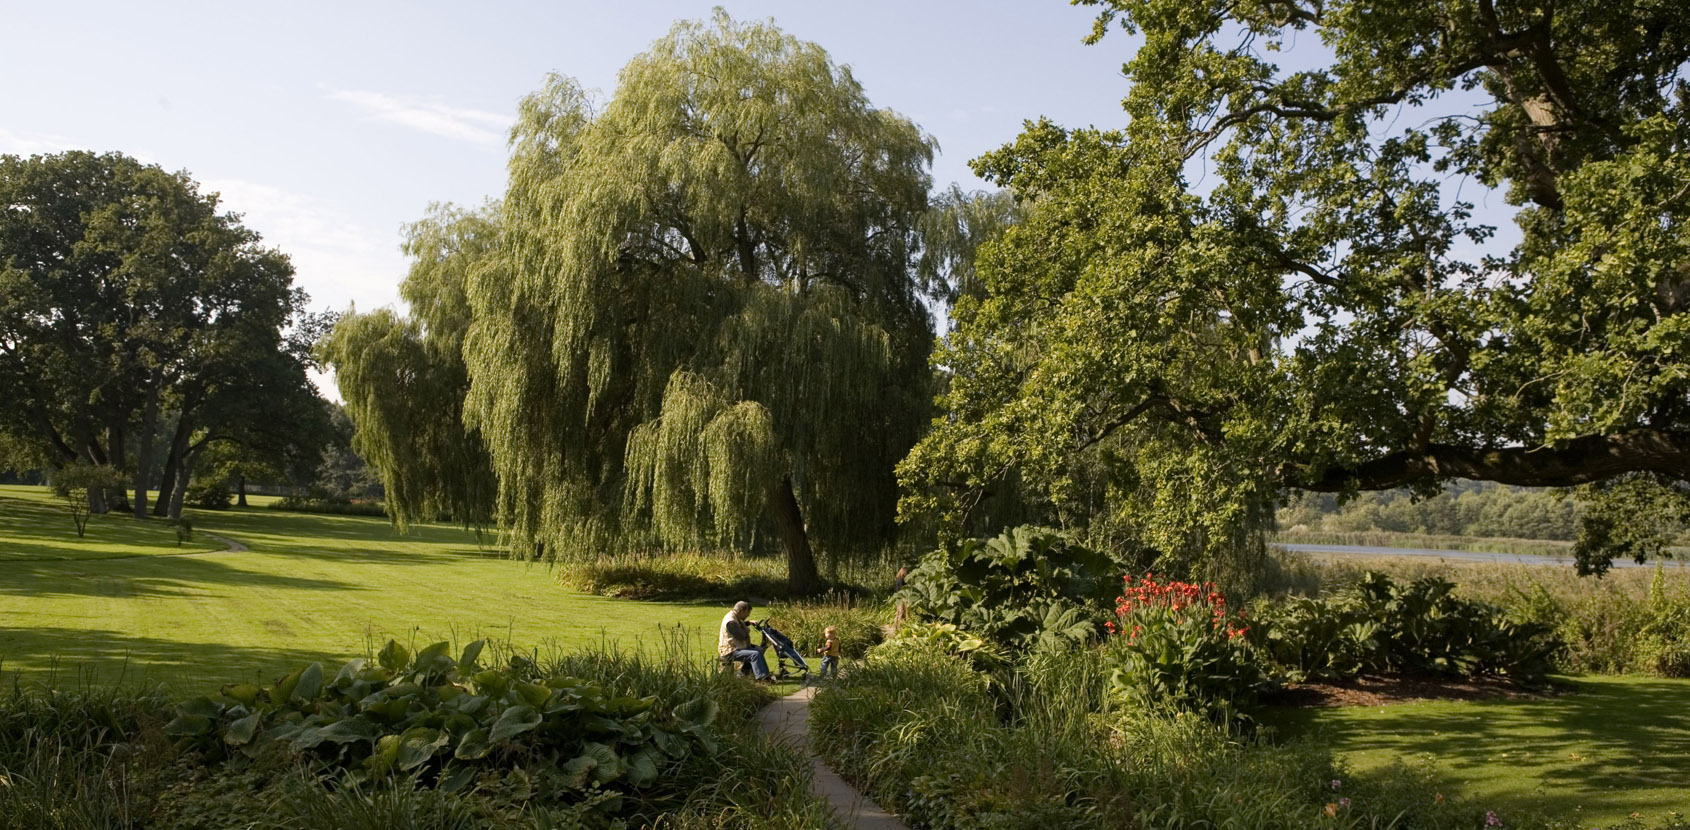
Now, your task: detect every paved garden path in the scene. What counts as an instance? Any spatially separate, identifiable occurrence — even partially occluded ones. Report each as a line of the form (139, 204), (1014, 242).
(756, 686), (909, 830)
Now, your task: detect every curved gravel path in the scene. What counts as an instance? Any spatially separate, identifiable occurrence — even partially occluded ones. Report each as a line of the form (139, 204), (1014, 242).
(757, 686), (909, 830)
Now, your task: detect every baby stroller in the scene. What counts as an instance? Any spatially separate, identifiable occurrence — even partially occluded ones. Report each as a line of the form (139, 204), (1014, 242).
(752, 619), (811, 683)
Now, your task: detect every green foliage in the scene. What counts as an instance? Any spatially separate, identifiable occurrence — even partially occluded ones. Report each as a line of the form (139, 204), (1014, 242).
(163, 640), (718, 818)
(186, 480), (232, 510)
(1104, 576), (1260, 720)
(1279, 483), (1587, 542)
(1253, 572), (1559, 683)
(765, 591), (889, 660)
(1572, 475), (1690, 575)
(810, 641), (1502, 829)
(0, 642), (832, 830)
(268, 494), (389, 517)
(900, 0), (1690, 580)
(49, 464), (125, 537)
(454, 12), (936, 593)
(1, 151), (327, 522)
(558, 552), (789, 602)
(322, 212), (497, 532)
(895, 526), (1120, 653)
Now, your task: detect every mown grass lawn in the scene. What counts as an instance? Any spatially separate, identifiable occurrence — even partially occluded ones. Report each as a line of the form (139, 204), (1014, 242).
(1260, 675), (1690, 827)
(0, 486), (726, 693)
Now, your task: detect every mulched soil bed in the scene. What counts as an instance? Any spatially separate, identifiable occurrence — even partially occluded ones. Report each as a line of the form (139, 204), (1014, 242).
(1260, 675), (1565, 708)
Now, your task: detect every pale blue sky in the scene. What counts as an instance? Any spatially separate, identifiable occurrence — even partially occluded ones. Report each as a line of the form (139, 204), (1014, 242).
(1, 1), (1138, 317)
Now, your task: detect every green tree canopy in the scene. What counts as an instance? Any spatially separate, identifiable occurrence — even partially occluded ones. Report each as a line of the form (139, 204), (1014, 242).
(0, 151), (324, 519)
(329, 12), (941, 593)
(901, 0), (1690, 579)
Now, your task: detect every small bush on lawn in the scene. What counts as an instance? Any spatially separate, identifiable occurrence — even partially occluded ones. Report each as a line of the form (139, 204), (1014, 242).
(896, 525), (1121, 654)
(1252, 571), (1559, 683)
(764, 590), (889, 660)
(187, 481), (233, 510)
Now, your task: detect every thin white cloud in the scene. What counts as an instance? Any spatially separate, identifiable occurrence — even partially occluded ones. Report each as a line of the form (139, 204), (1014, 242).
(203, 176), (408, 316)
(326, 89), (509, 147)
(0, 127), (86, 156)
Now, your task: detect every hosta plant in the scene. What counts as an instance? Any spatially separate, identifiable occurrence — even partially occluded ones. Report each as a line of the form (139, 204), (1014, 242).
(162, 639), (719, 815)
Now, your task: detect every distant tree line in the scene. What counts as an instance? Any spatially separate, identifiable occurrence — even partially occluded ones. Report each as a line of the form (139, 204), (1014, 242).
(1277, 482), (1582, 542)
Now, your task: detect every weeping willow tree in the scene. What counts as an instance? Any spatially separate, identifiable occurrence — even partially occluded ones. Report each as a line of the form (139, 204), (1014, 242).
(321, 204), (498, 530)
(454, 12), (936, 593)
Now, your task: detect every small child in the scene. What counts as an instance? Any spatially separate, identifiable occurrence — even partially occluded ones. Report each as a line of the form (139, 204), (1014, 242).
(817, 626), (840, 679)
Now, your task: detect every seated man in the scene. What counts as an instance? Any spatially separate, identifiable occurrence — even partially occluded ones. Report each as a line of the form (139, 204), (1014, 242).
(718, 600), (771, 681)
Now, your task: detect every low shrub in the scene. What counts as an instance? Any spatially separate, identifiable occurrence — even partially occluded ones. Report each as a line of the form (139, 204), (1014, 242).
(187, 481), (232, 510)
(268, 495), (389, 516)
(558, 552), (793, 602)
(896, 525), (1121, 654)
(763, 590), (889, 660)
(1252, 571), (1559, 683)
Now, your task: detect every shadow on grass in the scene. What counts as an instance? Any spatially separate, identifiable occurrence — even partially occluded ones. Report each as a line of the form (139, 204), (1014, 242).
(0, 498), (217, 561)
(0, 553), (363, 599)
(1262, 676), (1690, 819)
(0, 628), (348, 693)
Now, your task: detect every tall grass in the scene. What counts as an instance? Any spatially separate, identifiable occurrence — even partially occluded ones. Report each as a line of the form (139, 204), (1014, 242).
(807, 641), (1582, 829)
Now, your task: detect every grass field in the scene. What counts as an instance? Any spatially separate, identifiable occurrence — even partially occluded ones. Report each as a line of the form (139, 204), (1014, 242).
(1261, 676), (1690, 825)
(0, 485), (726, 692)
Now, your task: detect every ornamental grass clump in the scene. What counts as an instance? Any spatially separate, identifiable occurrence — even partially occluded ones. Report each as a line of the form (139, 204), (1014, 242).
(1104, 574), (1262, 720)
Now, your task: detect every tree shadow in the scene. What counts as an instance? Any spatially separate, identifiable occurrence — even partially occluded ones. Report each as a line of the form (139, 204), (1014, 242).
(0, 554), (363, 599)
(0, 628), (355, 694)
(1260, 677), (1690, 820)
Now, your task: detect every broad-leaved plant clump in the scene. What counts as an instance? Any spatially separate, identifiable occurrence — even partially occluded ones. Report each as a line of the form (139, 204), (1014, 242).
(1253, 572), (1560, 683)
(163, 639), (720, 819)
(894, 525), (1122, 654)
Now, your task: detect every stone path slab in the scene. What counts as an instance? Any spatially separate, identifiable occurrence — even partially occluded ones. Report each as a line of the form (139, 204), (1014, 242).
(756, 686), (909, 830)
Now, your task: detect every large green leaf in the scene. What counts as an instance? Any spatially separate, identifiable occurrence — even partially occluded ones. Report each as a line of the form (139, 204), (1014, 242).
(458, 640), (485, 672)
(219, 683), (263, 708)
(488, 704), (543, 743)
(513, 680), (553, 708)
(414, 640), (455, 676)
(378, 640), (410, 672)
(292, 662), (324, 701)
(223, 712), (262, 746)
(455, 727), (492, 761)
(163, 713), (213, 738)
(395, 726), (449, 771)
(624, 747), (661, 787)
(672, 696), (718, 728)
(581, 741), (622, 783)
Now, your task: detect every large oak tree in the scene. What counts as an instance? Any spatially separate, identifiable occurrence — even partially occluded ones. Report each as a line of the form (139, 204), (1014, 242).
(901, 0), (1690, 577)
(0, 151), (325, 519)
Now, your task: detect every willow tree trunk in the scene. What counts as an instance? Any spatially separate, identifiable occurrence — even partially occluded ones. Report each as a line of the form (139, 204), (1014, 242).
(766, 474), (821, 596)
(236, 474), (247, 507)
